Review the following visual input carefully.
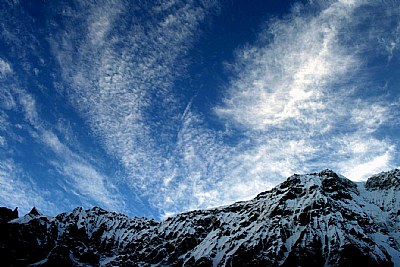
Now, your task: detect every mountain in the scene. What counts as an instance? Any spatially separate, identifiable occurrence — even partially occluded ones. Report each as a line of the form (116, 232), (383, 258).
(0, 169), (399, 266)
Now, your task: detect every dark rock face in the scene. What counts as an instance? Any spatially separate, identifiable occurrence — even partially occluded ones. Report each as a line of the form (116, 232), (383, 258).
(0, 207), (18, 223)
(0, 169), (399, 266)
(365, 169), (400, 190)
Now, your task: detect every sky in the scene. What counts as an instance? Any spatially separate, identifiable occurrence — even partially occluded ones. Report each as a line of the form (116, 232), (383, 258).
(0, 0), (399, 220)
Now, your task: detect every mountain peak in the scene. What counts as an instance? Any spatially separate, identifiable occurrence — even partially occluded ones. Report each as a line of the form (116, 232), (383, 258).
(314, 168), (341, 178)
(9, 207), (44, 224)
(276, 169), (357, 197)
(287, 169), (345, 182)
(365, 168), (400, 190)
(28, 207), (42, 217)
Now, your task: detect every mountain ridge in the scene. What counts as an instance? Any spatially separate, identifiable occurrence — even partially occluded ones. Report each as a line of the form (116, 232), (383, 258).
(0, 169), (399, 266)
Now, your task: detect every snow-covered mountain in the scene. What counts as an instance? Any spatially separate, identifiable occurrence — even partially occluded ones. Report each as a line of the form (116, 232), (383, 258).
(0, 169), (399, 266)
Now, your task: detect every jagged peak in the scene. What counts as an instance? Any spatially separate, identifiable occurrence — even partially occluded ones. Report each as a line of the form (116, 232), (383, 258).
(10, 207), (44, 224)
(28, 207), (42, 216)
(309, 169), (343, 179)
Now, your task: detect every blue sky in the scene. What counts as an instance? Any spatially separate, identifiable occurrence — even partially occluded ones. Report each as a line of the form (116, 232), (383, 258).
(0, 0), (399, 220)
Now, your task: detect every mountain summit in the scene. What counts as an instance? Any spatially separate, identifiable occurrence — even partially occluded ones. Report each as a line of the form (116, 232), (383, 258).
(0, 170), (399, 266)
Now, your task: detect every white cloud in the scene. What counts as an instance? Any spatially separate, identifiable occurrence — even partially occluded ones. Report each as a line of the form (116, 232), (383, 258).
(350, 102), (389, 133)
(338, 136), (394, 180)
(0, 57), (12, 78)
(216, 1), (360, 130)
(0, 89), (16, 111)
(214, 0), (398, 188)
(14, 88), (41, 128)
(87, 6), (117, 46)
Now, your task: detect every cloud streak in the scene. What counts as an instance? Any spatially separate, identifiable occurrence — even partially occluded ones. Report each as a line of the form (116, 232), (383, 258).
(0, 56), (125, 213)
(50, 0), (224, 215)
(0, 159), (57, 215)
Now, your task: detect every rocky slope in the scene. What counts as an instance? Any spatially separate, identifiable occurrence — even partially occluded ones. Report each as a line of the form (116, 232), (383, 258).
(0, 169), (399, 266)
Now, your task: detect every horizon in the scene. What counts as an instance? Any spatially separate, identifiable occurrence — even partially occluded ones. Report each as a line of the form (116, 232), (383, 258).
(5, 167), (399, 221)
(1, 0), (400, 220)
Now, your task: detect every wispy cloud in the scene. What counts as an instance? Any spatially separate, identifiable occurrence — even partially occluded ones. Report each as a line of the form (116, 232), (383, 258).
(217, 1), (359, 129)
(0, 159), (56, 215)
(0, 57), (13, 78)
(0, 56), (125, 212)
(215, 0), (399, 184)
(50, 0), (222, 214)
(336, 133), (395, 181)
(23, 98), (124, 211)
(40, 130), (125, 211)
(1, 110), (53, 215)
(1, 64), (54, 214)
